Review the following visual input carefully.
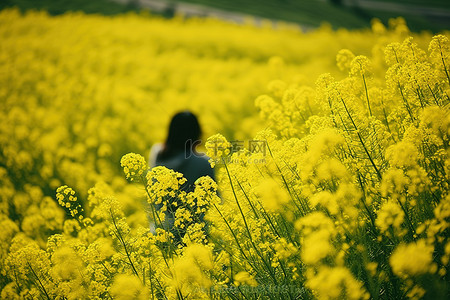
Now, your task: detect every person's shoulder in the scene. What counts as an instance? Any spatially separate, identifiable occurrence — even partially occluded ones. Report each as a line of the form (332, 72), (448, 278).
(193, 153), (215, 173)
(151, 143), (164, 152)
(149, 143), (164, 167)
(187, 153), (214, 171)
(189, 153), (211, 164)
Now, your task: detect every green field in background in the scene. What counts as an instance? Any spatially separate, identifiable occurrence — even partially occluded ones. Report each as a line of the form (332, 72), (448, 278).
(1, 0), (448, 32)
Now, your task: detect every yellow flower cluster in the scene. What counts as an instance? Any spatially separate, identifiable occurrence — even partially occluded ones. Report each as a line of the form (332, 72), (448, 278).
(120, 153), (147, 182)
(56, 185), (83, 219)
(306, 266), (369, 300)
(146, 166), (186, 204)
(254, 178), (290, 212)
(390, 240), (436, 277)
(375, 200), (405, 235)
(110, 274), (149, 300)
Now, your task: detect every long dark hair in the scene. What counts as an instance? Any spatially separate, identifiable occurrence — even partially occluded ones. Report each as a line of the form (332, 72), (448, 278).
(158, 111), (201, 160)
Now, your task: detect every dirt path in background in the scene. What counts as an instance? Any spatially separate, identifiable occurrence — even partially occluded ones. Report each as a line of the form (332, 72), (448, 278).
(343, 0), (450, 18)
(113, 0), (311, 30)
(113, 0), (450, 28)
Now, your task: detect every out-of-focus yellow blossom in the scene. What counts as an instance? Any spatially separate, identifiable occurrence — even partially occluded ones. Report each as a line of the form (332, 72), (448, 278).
(295, 211), (336, 235)
(255, 95), (281, 119)
(388, 17), (410, 35)
(390, 240), (435, 277)
(310, 191), (339, 215)
(336, 49), (355, 71)
(296, 212), (338, 264)
(63, 219), (81, 237)
(366, 262), (378, 276)
(442, 241), (450, 266)
(273, 237), (298, 261)
(381, 166), (430, 203)
(0, 216), (19, 246)
(371, 18), (386, 35)
(254, 178), (290, 212)
(183, 243), (214, 270)
(420, 106), (450, 137)
(267, 79), (288, 98)
(380, 169), (409, 200)
(434, 194), (450, 223)
(407, 285), (426, 300)
(416, 193), (450, 246)
(0, 215), (19, 276)
(306, 266), (369, 300)
(333, 183), (361, 222)
(233, 271), (257, 287)
(302, 229), (335, 264)
(1, 282), (20, 300)
(51, 246), (82, 280)
(308, 128), (345, 158)
(376, 200), (405, 234)
(385, 141), (419, 168)
(110, 274), (149, 300)
(316, 158), (349, 183)
(170, 244), (213, 297)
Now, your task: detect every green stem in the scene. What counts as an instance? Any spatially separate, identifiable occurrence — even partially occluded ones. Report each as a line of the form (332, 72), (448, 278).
(280, 159), (310, 216)
(414, 85), (425, 108)
(380, 96), (395, 141)
(27, 262), (51, 300)
(222, 158), (254, 246)
(356, 171), (377, 232)
(266, 143), (305, 216)
(212, 202), (250, 262)
(339, 96), (382, 180)
(439, 41), (450, 86)
(235, 180), (260, 219)
(109, 208), (140, 280)
(12, 268), (23, 295)
(426, 83), (440, 106)
(176, 288), (185, 300)
(328, 96), (339, 128)
(396, 197), (416, 239)
(362, 74), (372, 116)
(142, 175), (180, 257)
(100, 261), (113, 276)
(258, 202), (283, 238)
(398, 84), (415, 122)
(221, 159), (279, 284)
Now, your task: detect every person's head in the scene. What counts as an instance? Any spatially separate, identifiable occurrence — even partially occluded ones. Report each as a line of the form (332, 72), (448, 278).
(161, 111), (201, 158)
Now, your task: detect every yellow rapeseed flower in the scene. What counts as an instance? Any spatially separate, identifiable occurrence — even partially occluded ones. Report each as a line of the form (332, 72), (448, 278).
(390, 240), (435, 277)
(120, 153), (147, 182)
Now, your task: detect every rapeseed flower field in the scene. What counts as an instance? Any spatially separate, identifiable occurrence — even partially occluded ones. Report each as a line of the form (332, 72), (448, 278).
(1, 8), (449, 299)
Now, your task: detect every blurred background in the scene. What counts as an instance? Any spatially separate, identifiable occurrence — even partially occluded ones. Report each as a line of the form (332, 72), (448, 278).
(1, 0), (449, 32)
